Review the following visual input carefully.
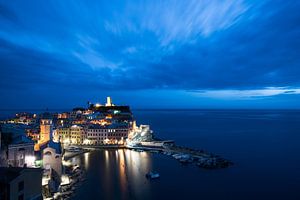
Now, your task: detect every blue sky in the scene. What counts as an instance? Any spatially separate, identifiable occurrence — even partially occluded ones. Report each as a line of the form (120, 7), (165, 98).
(0, 0), (300, 109)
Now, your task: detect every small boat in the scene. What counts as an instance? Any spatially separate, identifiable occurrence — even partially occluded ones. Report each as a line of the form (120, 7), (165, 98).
(66, 146), (82, 152)
(145, 172), (160, 179)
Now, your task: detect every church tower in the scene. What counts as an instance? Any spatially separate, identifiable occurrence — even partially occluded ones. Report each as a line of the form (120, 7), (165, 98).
(40, 119), (53, 142)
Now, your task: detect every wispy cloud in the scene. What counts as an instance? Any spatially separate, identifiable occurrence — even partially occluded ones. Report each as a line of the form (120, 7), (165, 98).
(104, 0), (249, 47)
(191, 87), (300, 99)
(0, 0), (300, 108)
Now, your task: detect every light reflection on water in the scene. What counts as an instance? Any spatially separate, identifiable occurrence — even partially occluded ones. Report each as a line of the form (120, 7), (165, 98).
(84, 152), (89, 169)
(73, 149), (153, 199)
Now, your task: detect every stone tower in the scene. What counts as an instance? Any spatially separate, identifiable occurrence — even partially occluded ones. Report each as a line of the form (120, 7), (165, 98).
(40, 119), (53, 142)
(105, 96), (112, 107)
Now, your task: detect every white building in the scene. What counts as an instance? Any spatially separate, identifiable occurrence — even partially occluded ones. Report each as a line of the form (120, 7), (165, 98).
(126, 124), (154, 146)
(41, 140), (62, 176)
(7, 136), (35, 167)
(42, 141), (62, 177)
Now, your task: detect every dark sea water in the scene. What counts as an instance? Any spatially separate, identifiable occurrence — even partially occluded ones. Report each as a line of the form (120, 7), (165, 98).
(69, 110), (300, 200)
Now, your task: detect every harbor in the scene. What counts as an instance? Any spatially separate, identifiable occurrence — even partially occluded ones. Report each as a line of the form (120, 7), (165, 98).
(128, 143), (233, 169)
(125, 123), (232, 169)
(53, 140), (232, 199)
(0, 98), (233, 200)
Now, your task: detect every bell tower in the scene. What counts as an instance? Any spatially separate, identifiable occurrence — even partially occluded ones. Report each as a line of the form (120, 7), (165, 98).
(40, 119), (53, 142)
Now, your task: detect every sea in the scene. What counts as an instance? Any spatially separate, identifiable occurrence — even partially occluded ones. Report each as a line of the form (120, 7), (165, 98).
(71, 109), (300, 200)
(2, 109), (300, 199)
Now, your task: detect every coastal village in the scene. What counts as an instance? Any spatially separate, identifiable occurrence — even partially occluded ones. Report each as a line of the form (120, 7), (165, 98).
(0, 97), (232, 200)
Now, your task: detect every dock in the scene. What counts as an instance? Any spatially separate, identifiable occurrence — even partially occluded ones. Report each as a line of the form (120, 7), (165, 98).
(128, 144), (233, 169)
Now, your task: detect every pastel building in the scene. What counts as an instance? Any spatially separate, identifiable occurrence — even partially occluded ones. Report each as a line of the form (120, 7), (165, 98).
(85, 124), (128, 145)
(57, 125), (85, 145)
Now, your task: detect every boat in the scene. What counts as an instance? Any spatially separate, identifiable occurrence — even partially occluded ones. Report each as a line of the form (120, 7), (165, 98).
(66, 146), (82, 152)
(140, 140), (174, 148)
(145, 172), (160, 179)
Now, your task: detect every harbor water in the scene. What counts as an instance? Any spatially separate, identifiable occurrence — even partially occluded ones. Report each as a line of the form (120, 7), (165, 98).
(70, 109), (300, 200)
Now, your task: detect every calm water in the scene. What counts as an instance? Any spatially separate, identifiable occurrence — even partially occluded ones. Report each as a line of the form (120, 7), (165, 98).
(69, 110), (300, 200)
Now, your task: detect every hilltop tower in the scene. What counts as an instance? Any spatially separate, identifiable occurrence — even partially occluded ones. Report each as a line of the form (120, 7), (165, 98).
(105, 96), (112, 107)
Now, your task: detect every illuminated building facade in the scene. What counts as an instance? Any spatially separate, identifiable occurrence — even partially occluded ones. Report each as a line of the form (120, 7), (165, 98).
(57, 112), (69, 119)
(70, 125), (85, 144)
(42, 140), (63, 177)
(86, 124), (128, 145)
(56, 127), (70, 143)
(7, 136), (35, 167)
(57, 125), (85, 144)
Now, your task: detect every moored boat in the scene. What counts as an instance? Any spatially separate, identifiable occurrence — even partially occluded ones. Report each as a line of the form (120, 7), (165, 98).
(146, 172), (160, 179)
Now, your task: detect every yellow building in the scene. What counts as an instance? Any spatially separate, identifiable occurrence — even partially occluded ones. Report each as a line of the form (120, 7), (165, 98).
(57, 125), (85, 145)
(56, 127), (70, 144)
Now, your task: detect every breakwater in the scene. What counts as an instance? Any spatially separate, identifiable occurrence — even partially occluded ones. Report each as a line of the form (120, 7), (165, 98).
(129, 144), (233, 169)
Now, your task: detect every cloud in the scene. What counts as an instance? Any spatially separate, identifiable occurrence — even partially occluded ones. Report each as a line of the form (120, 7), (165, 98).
(0, 0), (300, 108)
(191, 87), (300, 100)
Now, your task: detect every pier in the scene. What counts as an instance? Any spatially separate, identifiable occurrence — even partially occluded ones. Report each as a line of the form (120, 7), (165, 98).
(127, 143), (233, 169)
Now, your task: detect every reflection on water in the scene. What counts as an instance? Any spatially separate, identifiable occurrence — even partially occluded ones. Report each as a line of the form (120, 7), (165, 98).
(73, 149), (152, 200)
(84, 152), (89, 169)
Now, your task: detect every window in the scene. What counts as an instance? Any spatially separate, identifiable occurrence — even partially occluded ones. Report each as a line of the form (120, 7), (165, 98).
(18, 181), (24, 191)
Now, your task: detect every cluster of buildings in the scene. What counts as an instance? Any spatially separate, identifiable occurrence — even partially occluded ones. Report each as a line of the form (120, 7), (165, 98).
(0, 123), (43, 200)
(0, 97), (150, 199)
(2, 97), (133, 146)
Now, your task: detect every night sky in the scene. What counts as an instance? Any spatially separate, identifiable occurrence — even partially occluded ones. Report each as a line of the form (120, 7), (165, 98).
(1, 0), (300, 109)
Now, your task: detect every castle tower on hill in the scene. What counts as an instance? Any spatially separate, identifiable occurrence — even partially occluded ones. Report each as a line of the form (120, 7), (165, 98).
(105, 96), (113, 107)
